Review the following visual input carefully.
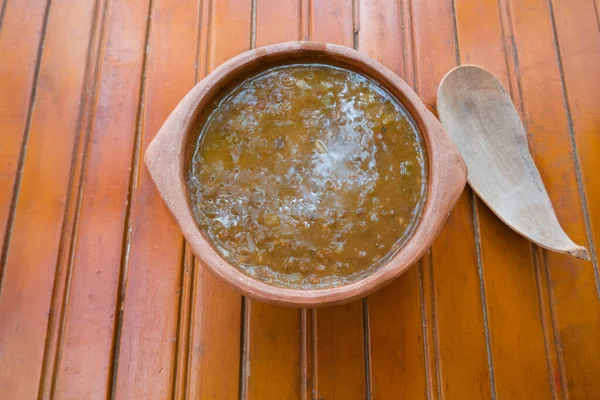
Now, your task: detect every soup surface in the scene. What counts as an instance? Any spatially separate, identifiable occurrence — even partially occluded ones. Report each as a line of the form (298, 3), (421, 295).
(188, 64), (426, 288)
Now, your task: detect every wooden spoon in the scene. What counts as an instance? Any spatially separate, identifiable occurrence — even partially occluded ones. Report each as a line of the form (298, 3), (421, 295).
(437, 65), (589, 260)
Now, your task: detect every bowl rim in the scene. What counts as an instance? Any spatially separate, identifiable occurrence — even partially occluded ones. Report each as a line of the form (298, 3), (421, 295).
(144, 41), (467, 307)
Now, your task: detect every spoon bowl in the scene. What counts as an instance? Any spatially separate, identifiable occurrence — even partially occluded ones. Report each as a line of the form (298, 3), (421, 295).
(437, 65), (589, 260)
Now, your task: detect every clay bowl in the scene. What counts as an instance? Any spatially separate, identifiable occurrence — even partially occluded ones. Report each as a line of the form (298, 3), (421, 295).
(145, 41), (467, 307)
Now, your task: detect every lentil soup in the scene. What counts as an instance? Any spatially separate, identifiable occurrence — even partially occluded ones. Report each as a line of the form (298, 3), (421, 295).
(187, 64), (426, 288)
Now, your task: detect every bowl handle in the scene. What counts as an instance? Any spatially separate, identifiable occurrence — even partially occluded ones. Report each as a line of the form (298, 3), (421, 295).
(420, 107), (468, 235)
(144, 86), (202, 239)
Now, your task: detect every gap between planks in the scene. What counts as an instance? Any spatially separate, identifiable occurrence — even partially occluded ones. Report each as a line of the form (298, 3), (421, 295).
(546, 0), (600, 296)
(399, 0), (443, 397)
(450, 2), (498, 398)
(179, 0), (213, 397)
(108, 0), (156, 396)
(171, 0), (212, 396)
(37, 0), (112, 397)
(419, 254), (443, 399)
(0, 0), (52, 299)
(531, 245), (560, 400)
(0, 0), (9, 36)
(171, 243), (193, 399)
(594, 0), (600, 35)
(351, 2), (372, 397)
(542, 249), (570, 399)
(239, 1), (256, 398)
(499, 0), (562, 396)
(470, 195), (498, 400)
(239, 2), (318, 399)
(498, 0), (573, 396)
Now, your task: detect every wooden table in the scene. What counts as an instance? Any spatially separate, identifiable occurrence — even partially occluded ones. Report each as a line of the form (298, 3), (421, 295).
(1, 0), (599, 398)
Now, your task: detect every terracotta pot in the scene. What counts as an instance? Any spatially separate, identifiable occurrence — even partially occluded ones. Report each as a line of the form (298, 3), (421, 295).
(145, 41), (467, 307)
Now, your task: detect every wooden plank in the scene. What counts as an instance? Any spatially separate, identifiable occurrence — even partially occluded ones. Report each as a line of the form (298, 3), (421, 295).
(311, 0), (353, 46)
(173, 247), (194, 400)
(411, 1), (494, 398)
(506, 0), (600, 397)
(454, 0), (508, 78)
(187, 267), (243, 400)
(402, 1), (441, 394)
(315, 302), (366, 399)
(245, 302), (301, 399)
(477, 206), (556, 398)
(301, 308), (313, 400)
(208, 0), (253, 72)
(241, 1), (304, 398)
(357, 0), (404, 76)
(309, 2), (367, 398)
(39, 0), (151, 398)
(430, 193), (493, 399)
(420, 254), (442, 398)
(112, 0), (201, 397)
(453, 0), (555, 397)
(369, 272), (428, 399)
(0, 0), (102, 398)
(477, 208), (555, 398)
(256, 0), (301, 46)
(0, 0), (48, 252)
(549, 0), (600, 395)
(550, 0), (600, 281)
(0, 1), (596, 398)
(532, 245), (562, 399)
(358, 1), (430, 398)
(186, 1), (251, 398)
(37, 0), (108, 397)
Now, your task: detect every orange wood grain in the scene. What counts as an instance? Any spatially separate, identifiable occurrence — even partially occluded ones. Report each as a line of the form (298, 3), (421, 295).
(310, 0), (353, 47)
(301, 308), (313, 400)
(430, 192), (493, 399)
(358, 1), (430, 398)
(315, 302), (366, 399)
(242, 2), (304, 398)
(208, 0), (253, 72)
(453, 0), (555, 397)
(310, 0), (354, 47)
(550, 0), (600, 273)
(173, 247), (194, 400)
(245, 302), (302, 399)
(0, 0), (48, 249)
(112, 0), (201, 397)
(533, 244), (563, 400)
(409, 0), (458, 108)
(37, 1), (107, 397)
(187, 267), (242, 399)
(411, 1), (493, 398)
(506, 0), (600, 397)
(309, 2), (367, 399)
(419, 254), (442, 398)
(477, 205), (556, 398)
(44, 1), (152, 398)
(357, 0), (404, 77)
(550, 2), (600, 395)
(369, 273), (428, 399)
(0, 0), (102, 397)
(0, 0), (598, 398)
(256, 0), (301, 47)
(186, 1), (251, 398)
